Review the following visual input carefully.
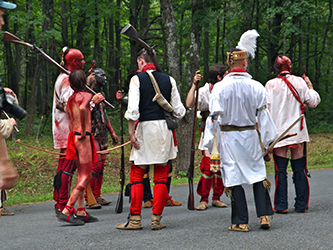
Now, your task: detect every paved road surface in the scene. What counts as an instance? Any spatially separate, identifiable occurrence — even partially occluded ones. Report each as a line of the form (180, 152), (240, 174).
(1, 168), (332, 250)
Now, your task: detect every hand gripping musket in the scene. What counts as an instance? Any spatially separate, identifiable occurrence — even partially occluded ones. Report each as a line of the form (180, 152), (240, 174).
(1, 31), (114, 109)
(188, 75), (201, 210)
(262, 114), (304, 157)
(121, 24), (163, 73)
(115, 68), (125, 213)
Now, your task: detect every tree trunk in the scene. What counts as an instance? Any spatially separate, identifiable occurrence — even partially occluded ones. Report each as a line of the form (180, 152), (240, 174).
(93, 0), (102, 65)
(41, 0), (54, 116)
(215, 18), (220, 63)
(254, 0), (260, 79)
(24, 58), (41, 136)
(267, 0), (282, 72)
(113, 0), (121, 101)
(160, 0), (180, 83)
(3, 15), (17, 94)
(108, 0), (115, 98)
(221, 5), (226, 63)
(176, 0), (203, 173)
(315, 0), (332, 89)
(61, 0), (68, 46)
(179, 12), (184, 84)
(203, 23), (209, 83)
(127, 0), (140, 81)
(76, 1), (87, 50)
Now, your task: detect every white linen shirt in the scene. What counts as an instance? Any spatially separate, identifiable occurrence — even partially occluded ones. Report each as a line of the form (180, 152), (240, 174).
(197, 82), (212, 151)
(204, 71), (278, 187)
(124, 70), (186, 165)
(265, 74), (321, 148)
(52, 73), (73, 149)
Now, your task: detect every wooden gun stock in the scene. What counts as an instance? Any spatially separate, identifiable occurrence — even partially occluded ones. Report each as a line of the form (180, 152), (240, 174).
(2, 31), (115, 109)
(115, 68), (125, 213)
(121, 24), (163, 73)
(86, 183), (98, 207)
(187, 76), (201, 210)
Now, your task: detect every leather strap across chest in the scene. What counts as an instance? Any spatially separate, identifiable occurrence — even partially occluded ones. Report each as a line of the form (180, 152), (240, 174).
(278, 75), (305, 130)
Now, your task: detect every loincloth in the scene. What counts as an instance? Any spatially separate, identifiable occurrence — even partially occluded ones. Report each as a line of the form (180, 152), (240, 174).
(66, 131), (98, 163)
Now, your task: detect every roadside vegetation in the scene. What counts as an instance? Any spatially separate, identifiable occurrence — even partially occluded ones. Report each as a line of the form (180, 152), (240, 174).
(5, 132), (333, 207)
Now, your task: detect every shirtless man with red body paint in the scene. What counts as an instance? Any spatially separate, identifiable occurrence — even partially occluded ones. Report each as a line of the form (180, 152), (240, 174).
(57, 70), (98, 225)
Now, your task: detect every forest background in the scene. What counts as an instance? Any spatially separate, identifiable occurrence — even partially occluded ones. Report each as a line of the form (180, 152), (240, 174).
(0, 0), (332, 205)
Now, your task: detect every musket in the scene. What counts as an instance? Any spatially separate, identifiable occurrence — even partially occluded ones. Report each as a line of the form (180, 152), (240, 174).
(1, 31), (115, 109)
(121, 24), (163, 72)
(115, 68), (125, 213)
(188, 72), (201, 210)
(302, 66), (311, 178)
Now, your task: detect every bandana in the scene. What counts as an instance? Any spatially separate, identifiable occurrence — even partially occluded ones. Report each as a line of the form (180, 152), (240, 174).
(141, 64), (156, 72)
(226, 68), (247, 75)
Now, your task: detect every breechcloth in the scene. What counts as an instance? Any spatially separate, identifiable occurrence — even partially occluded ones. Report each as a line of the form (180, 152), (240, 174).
(66, 131), (98, 163)
(130, 163), (169, 215)
(53, 158), (77, 211)
(231, 181), (273, 224)
(197, 155), (224, 203)
(273, 154), (289, 211)
(291, 156), (309, 212)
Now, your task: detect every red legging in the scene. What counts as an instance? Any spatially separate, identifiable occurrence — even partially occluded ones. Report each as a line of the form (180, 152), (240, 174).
(85, 158), (106, 199)
(53, 158), (77, 211)
(197, 155), (224, 203)
(130, 163), (169, 216)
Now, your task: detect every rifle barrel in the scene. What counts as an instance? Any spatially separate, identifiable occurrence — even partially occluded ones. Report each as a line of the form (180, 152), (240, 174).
(187, 80), (200, 210)
(115, 68), (125, 213)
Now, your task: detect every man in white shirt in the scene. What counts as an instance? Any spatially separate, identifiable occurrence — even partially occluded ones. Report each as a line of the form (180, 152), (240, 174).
(265, 55), (321, 213)
(186, 64), (228, 211)
(204, 47), (278, 232)
(116, 49), (185, 230)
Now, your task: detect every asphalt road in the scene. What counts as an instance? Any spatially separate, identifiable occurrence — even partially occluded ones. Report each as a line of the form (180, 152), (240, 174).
(1, 168), (332, 250)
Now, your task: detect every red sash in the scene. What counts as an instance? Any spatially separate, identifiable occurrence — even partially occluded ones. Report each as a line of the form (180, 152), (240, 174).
(278, 75), (305, 130)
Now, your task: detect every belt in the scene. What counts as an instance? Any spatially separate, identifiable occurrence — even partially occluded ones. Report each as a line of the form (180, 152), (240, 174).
(220, 125), (256, 132)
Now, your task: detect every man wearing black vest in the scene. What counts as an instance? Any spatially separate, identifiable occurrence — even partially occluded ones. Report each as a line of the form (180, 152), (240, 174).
(116, 49), (185, 230)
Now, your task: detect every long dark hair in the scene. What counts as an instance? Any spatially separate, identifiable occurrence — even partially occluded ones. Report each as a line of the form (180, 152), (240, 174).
(69, 70), (86, 91)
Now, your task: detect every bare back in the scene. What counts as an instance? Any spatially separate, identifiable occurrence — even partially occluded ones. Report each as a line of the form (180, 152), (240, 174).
(66, 92), (92, 135)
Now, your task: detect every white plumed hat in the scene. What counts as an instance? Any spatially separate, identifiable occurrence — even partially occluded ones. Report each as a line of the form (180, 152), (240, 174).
(236, 29), (260, 59)
(227, 29), (260, 64)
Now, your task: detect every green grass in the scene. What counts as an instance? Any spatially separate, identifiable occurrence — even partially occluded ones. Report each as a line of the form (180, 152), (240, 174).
(3, 133), (333, 207)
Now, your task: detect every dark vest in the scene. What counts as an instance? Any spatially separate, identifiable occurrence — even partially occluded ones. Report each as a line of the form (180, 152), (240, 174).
(137, 71), (172, 122)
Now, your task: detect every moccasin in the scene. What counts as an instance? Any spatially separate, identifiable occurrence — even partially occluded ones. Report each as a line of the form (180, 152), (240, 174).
(228, 224), (250, 232)
(196, 201), (208, 211)
(58, 212), (85, 226)
(212, 200), (227, 208)
(96, 197), (112, 206)
(260, 216), (271, 229)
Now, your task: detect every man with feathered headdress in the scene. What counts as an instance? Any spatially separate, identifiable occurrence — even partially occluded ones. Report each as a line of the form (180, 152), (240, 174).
(204, 30), (278, 232)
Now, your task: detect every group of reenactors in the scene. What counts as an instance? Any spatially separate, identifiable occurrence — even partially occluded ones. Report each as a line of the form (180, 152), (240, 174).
(0, 0), (321, 232)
